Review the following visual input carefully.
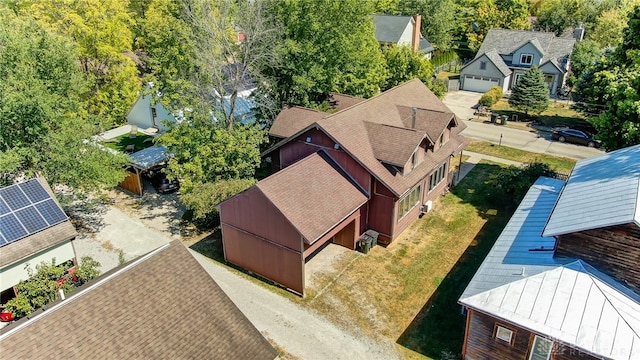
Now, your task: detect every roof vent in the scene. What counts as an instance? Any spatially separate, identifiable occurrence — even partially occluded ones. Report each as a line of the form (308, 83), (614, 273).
(334, 143), (340, 150)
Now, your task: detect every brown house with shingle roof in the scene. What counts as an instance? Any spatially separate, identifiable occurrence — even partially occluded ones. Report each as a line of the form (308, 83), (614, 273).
(0, 240), (277, 359)
(219, 79), (467, 296)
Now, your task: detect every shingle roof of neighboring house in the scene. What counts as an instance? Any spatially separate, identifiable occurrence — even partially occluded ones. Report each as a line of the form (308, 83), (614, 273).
(485, 49), (512, 76)
(257, 150), (369, 244)
(460, 177), (569, 300)
(266, 80), (467, 198)
(0, 241), (278, 359)
(372, 14), (434, 53)
(476, 28), (576, 72)
(462, 260), (640, 360)
(269, 106), (327, 138)
(0, 178), (77, 268)
(543, 144), (640, 237)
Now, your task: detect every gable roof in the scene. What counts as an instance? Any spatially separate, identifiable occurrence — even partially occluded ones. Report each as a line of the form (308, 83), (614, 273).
(256, 150), (368, 244)
(266, 80), (467, 197)
(0, 241), (277, 359)
(476, 29), (576, 72)
(269, 106), (327, 138)
(543, 144), (640, 237)
(365, 122), (424, 167)
(461, 260), (640, 360)
(460, 177), (569, 300)
(372, 14), (413, 43)
(0, 178), (77, 268)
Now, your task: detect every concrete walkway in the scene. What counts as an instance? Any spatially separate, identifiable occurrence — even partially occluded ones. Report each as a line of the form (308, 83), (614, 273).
(454, 151), (524, 186)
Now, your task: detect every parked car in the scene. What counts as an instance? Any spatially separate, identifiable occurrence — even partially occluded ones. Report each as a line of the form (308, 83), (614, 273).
(151, 173), (179, 194)
(551, 128), (601, 148)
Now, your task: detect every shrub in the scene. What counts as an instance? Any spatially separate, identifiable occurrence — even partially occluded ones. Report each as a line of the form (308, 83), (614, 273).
(478, 86), (503, 107)
(4, 295), (33, 319)
(490, 162), (557, 205)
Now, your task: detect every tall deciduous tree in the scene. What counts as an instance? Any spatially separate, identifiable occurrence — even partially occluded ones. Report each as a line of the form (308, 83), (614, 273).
(0, 13), (128, 190)
(395, 0), (456, 51)
(261, 0), (387, 108)
(508, 66), (550, 115)
(382, 46), (439, 94)
(466, 0), (530, 51)
(577, 6), (640, 150)
(13, 0), (140, 131)
(568, 39), (601, 86)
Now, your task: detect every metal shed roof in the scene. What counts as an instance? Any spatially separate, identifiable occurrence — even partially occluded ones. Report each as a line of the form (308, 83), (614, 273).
(460, 177), (569, 300)
(129, 145), (170, 170)
(543, 144), (640, 237)
(460, 260), (640, 360)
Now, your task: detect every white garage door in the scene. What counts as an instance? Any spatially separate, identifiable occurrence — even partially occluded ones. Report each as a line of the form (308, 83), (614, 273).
(463, 75), (500, 93)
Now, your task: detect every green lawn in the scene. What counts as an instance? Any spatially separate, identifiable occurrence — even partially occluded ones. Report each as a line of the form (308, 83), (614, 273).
(491, 99), (592, 130)
(102, 133), (153, 153)
(436, 71), (460, 80)
(466, 140), (576, 174)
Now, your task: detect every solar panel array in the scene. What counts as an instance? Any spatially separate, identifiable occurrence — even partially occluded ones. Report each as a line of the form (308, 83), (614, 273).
(0, 179), (68, 246)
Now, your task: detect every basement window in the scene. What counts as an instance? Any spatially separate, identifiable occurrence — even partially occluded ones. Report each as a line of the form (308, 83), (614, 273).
(494, 324), (515, 345)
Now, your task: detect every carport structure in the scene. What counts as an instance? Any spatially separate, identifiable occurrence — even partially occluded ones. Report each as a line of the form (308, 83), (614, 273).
(118, 145), (170, 196)
(219, 150), (369, 296)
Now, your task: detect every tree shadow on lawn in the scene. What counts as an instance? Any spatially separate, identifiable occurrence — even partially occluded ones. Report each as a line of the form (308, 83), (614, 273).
(397, 163), (518, 358)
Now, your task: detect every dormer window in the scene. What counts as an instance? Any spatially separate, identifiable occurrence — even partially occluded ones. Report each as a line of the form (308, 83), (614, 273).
(520, 54), (533, 65)
(439, 133), (445, 148)
(411, 150), (418, 169)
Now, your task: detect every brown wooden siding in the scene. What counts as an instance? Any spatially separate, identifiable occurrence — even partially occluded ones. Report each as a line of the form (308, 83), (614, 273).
(220, 187), (301, 251)
(332, 219), (357, 250)
(222, 225), (304, 295)
(555, 223), (640, 293)
(464, 309), (598, 360)
(368, 179), (395, 243)
(118, 169), (143, 196)
(303, 211), (361, 258)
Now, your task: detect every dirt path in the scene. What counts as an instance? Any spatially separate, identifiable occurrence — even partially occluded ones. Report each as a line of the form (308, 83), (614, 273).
(190, 250), (401, 360)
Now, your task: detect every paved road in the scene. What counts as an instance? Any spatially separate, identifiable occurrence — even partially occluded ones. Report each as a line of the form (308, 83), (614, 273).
(443, 91), (604, 160)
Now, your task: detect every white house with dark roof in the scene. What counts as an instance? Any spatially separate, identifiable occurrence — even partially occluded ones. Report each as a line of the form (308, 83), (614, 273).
(459, 144), (640, 360)
(459, 29), (577, 94)
(372, 14), (434, 58)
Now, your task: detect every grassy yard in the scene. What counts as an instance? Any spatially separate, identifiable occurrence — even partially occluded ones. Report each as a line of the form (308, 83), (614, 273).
(187, 160), (520, 359)
(436, 71), (459, 81)
(466, 140), (576, 174)
(102, 133), (153, 153)
(491, 99), (593, 130)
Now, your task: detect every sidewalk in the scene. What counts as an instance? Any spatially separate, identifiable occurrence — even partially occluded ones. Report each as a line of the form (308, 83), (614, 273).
(454, 151), (523, 186)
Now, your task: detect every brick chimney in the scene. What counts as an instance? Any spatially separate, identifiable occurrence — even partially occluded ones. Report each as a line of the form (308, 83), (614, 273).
(412, 14), (422, 53)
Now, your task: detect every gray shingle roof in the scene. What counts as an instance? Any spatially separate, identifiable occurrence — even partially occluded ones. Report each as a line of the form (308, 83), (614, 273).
(476, 28), (576, 72)
(543, 144), (640, 237)
(0, 241), (278, 359)
(372, 15), (412, 43)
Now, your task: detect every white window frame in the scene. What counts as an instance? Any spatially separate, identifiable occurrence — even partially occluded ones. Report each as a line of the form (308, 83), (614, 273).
(495, 325), (514, 344)
(520, 53), (533, 65)
(529, 335), (553, 360)
(397, 185), (422, 221)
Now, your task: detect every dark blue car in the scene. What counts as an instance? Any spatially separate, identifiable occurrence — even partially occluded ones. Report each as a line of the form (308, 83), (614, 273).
(551, 128), (601, 148)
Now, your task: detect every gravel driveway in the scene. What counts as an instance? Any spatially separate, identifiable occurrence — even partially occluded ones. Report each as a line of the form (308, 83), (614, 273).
(71, 192), (400, 359)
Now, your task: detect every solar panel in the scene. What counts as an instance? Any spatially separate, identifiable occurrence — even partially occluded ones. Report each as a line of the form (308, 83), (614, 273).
(16, 206), (49, 233)
(0, 178), (69, 246)
(35, 199), (68, 225)
(0, 214), (28, 242)
(0, 197), (9, 215)
(0, 185), (30, 211)
(21, 178), (51, 203)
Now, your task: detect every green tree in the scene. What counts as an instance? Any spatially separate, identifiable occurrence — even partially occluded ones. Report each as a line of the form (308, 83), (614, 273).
(0, 13), (128, 191)
(490, 162), (558, 205)
(590, 8), (629, 48)
(508, 66), (550, 115)
(568, 39), (602, 86)
(382, 46), (434, 91)
(261, 0), (387, 108)
(576, 5), (640, 150)
(466, 0), (530, 51)
(16, 0), (140, 131)
(395, 0), (456, 51)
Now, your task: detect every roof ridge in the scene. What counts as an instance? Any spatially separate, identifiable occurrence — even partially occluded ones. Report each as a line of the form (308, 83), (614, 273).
(323, 79), (422, 119)
(365, 121), (419, 132)
(577, 260), (640, 340)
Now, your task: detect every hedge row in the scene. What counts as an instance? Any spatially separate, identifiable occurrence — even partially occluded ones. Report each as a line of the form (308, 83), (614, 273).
(478, 86), (503, 107)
